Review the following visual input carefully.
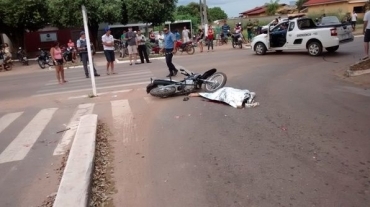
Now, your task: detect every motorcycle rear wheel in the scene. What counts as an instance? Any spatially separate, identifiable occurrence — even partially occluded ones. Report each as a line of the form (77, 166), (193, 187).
(203, 72), (227, 92)
(150, 86), (176, 98)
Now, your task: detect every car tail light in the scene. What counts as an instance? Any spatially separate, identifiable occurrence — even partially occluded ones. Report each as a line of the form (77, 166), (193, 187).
(330, 28), (337, 36)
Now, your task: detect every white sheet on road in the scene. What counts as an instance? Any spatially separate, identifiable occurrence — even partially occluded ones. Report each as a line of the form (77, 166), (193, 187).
(198, 87), (258, 108)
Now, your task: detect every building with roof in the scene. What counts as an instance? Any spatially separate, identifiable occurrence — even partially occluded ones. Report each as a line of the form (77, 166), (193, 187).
(303, 0), (368, 18)
(239, 4), (298, 18)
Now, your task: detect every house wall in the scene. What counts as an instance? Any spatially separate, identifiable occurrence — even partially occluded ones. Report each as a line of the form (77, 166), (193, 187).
(24, 28), (83, 57)
(307, 2), (366, 19)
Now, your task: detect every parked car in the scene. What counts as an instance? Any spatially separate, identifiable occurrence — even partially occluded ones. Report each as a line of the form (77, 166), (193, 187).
(251, 14), (354, 56)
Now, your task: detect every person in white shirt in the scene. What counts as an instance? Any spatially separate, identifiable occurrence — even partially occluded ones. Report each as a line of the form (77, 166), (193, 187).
(363, 10), (370, 60)
(101, 27), (116, 75)
(182, 26), (190, 42)
(351, 11), (357, 31)
(158, 31), (165, 54)
(136, 30), (151, 64)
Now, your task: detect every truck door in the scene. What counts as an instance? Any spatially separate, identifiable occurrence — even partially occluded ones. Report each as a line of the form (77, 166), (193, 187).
(286, 22), (300, 49)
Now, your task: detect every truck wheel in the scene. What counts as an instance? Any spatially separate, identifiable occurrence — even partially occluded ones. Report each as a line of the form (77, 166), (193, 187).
(255, 42), (267, 55)
(308, 41), (323, 56)
(326, 46), (339, 53)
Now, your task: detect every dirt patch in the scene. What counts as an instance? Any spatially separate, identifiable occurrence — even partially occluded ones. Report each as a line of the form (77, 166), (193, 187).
(90, 121), (116, 207)
(350, 58), (370, 71)
(37, 150), (70, 207)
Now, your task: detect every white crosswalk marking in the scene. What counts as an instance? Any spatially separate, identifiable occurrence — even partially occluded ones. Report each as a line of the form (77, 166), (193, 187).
(0, 112), (23, 134)
(53, 103), (95, 156)
(111, 100), (136, 143)
(0, 108), (58, 164)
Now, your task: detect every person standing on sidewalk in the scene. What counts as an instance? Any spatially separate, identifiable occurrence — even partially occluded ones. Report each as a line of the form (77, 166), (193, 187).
(215, 22), (221, 46)
(125, 27), (138, 65)
(136, 30), (151, 64)
(102, 27), (116, 75)
(163, 27), (178, 77)
(76, 31), (100, 78)
(182, 26), (190, 42)
(207, 25), (214, 52)
(351, 11), (358, 31)
(50, 42), (67, 84)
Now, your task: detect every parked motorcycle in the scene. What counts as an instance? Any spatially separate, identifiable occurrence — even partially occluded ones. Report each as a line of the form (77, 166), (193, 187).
(62, 46), (74, 62)
(174, 40), (195, 55)
(146, 68), (227, 98)
(17, 47), (29, 65)
(231, 33), (243, 49)
(0, 50), (13, 71)
(37, 48), (52, 69)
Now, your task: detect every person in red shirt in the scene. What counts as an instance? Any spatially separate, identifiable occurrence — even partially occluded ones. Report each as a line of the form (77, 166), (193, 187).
(207, 25), (214, 52)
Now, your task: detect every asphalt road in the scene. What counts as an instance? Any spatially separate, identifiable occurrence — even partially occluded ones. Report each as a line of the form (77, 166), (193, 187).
(0, 37), (369, 207)
(112, 38), (370, 207)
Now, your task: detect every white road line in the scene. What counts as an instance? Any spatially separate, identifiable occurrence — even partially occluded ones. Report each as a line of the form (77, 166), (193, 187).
(111, 100), (136, 143)
(32, 81), (149, 97)
(0, 112), (23, 134)
(143, 96), (153, 104)
(53, 103), (95, 156)
(67, 89), (133, 100)
(116, 56), (165, 63)
(45, 71), (152, 86)
(0, 108), (58, 164)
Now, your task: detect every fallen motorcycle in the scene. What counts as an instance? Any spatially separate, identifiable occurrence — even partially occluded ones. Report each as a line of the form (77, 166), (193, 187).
(146, 68), (227, 98)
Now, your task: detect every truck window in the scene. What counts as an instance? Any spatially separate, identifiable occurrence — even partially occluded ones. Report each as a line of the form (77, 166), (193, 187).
(297, 19), (316, 30)
(289, 22), (295, 31)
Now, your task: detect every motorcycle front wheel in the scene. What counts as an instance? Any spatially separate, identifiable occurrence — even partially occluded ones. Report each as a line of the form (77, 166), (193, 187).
(38, 59), (46, 69)
(186, 46), (195, 55)
(203, 72), (227, 92)
(150, 86), (176, 98)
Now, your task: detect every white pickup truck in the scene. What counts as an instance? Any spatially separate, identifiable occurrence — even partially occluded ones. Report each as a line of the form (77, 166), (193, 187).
(251, 15), (354, 56)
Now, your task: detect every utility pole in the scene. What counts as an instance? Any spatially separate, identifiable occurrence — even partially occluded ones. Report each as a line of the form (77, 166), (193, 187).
(199, 0), (204, 28)
(203, 0), (208, 34)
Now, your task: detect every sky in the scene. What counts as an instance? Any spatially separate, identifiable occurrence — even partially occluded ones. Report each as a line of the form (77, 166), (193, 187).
(177, 0), (294, 18)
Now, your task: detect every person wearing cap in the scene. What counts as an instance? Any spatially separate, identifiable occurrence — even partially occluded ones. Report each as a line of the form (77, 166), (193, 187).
(76, 31), (100, 78)
(102, 27), (116, 75)
(136, 30), (151, 64)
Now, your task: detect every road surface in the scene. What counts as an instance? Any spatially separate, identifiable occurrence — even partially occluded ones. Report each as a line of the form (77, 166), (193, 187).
(0, 38), (369, 207)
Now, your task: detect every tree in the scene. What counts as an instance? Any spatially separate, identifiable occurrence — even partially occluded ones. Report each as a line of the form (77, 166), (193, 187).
(0, 0), (49, 51)
(125, 0), (177, 25)
(208, 7), (228, 22)
(296, 0), (308, 11)
(47, 0), (124, 47)
(176, 2), (211, 24)
(266, 0), (280, 15)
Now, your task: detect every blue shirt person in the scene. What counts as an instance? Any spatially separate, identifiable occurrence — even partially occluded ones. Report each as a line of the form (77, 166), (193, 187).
(163, 27), (178, 77)
(175, 30), (180, 40)
(221, 22), (230, 36)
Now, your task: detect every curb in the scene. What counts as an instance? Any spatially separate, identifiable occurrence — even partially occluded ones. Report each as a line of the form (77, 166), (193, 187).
(115, 56), (165, 63)
(53, 114), (98, 207)
(346, 68), (370, 77)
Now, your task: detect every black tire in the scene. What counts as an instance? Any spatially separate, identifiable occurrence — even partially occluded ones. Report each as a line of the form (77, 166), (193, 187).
(307, 41), (323, 56)
(38, 59), (46, 69)
(150, 86), (176, 98)
(203, 72), (227, 92)
(186, 46), (195, 55)
(239, 42), (243, 49)
(254, 42), (267, 55)
(326, 46), (339, 53)
(232, 40), (235, 48)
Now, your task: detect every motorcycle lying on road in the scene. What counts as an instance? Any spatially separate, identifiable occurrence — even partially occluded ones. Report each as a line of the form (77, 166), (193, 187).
(37, 48), (52, 69)
(146, 68), (227, 98)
